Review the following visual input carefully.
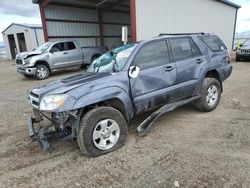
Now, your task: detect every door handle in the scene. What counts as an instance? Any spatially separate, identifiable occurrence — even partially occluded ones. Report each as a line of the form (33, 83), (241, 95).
(165, 66), (174, 71)
(196, 58), (203, 64)
(63, 52), (68, 55)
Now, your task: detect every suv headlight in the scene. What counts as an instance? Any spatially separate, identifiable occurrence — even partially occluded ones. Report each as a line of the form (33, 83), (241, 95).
(40, 94), (68, 111)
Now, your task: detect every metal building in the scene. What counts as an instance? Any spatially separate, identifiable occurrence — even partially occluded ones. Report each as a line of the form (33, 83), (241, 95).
(33, 0), (240, 50)
(2, 23), (44, 59)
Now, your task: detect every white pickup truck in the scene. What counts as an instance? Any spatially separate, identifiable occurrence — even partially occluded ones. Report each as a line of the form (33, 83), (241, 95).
(15, 40), (106, 79)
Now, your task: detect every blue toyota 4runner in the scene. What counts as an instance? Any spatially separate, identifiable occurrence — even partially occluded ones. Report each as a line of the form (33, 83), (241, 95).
(27, 33), (232, 157)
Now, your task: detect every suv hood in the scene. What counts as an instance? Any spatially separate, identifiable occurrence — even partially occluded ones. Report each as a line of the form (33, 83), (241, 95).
(16, 51), (42, 60)
(31, 72), (111, 98)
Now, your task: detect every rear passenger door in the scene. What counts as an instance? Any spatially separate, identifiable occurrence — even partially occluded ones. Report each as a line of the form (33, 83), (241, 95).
(65, 42), (83, 67)
(130, 39), (177, 114)
(169, 37), (205, 99)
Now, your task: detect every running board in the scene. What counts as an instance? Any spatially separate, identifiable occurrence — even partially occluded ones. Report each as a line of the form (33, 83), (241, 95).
(137, 96), (200, 137)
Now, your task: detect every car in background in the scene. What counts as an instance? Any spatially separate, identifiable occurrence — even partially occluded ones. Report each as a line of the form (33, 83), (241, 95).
(236, 39), (250, 61)
(15, 41), (106, 79)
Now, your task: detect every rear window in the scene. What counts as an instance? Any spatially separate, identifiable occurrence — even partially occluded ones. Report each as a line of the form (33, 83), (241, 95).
(67, 42), (76, 50)
(198, 35), (227, 52)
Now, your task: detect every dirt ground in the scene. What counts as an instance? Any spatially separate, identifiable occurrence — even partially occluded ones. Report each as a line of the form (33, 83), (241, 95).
(0, 60), (250, 188)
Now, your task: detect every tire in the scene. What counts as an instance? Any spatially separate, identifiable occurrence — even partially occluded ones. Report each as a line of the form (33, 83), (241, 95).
(91, 54), (100, 63)
(236, 55), (240, 62)
(35, 64), (49, 80)
(77, 106), (128, 157)
(195, 77), (221, 112)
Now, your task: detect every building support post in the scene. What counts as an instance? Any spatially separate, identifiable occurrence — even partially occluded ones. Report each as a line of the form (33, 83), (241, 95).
(130, 0), (137, 42)
(39, 0), (49, 42)
(98, 10), (104, 46)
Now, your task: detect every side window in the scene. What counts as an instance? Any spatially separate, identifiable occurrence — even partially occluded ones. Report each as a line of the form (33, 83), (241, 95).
(243, 40), (250, 47)
(51, 42), (65, 52)
(198, 35), (227, 52)
(133, 40), (170, 70)
(189, 39), (202, 57)
(67, 42), (76, 50)
(170, 38), (193, 61)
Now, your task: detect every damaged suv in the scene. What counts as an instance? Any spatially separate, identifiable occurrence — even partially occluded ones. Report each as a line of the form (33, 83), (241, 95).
(27, 33), (232, 157)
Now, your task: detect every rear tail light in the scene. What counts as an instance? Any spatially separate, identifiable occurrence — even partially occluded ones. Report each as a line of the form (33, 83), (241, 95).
(228, 51), (232, 64)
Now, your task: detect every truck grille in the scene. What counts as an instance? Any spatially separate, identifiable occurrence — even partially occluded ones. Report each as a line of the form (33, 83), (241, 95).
(16, 59), (23, 65)
(28, 91), (40, 109)
(240, 49), (250, 54)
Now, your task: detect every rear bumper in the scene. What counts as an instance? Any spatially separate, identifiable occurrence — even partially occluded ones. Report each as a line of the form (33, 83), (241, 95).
(220, 64), (232, 82)
(16, 66), (36, 76)
(236, 54), (250, 59)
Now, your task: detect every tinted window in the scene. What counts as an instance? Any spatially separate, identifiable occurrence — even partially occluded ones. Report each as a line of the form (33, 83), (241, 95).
(51, 42), (65, 52)
(198, 35), (226, 52)
(243, 40), (250, 47)
(67, 42), (76, 50)
(189, 39), (202, 57)
(170, 38), (193, 61)
(133, 40), (170, 70)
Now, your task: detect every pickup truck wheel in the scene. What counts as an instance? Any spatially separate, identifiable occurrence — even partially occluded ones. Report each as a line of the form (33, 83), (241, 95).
(195, 78), (221, 112)
(35, 64), (49, 80)
(77, 106), (128, 157)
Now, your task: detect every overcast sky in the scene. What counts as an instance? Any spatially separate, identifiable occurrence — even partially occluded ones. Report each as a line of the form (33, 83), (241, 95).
(0, 0), (41, 42)
(0, 0), (249, 42)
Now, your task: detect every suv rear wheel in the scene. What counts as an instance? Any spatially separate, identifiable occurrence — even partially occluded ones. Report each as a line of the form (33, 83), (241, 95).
(195, 77), (221, 112)
(77, 106), (128, 157)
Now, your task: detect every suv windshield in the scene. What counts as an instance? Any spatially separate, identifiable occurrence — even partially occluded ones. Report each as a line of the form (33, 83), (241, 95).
(34, 42), (53, 53)
(87, 44), (136, 73)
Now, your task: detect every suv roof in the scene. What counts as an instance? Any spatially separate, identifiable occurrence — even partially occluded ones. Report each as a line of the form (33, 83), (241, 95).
(158, 32), (207, 36)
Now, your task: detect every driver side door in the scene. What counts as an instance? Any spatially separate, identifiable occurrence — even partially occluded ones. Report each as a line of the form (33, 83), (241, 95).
(49, 42), (69, 69)
(129, 39), (177, 114)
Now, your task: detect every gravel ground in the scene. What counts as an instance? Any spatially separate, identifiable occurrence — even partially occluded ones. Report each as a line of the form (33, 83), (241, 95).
(0, 60), (250, 188)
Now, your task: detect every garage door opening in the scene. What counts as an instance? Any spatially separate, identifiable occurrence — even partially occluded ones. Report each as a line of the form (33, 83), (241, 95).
(39, 0), (133, 50)
(17, 33), (27, 52)
(7, 34), (17, 59)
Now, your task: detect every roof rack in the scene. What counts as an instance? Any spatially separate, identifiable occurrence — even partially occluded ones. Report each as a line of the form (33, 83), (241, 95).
(159, 32), (206, 36)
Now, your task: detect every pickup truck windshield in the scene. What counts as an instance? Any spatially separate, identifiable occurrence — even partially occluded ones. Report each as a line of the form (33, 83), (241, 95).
(87, 44), (136, 73)
(34, 42), (53, 53)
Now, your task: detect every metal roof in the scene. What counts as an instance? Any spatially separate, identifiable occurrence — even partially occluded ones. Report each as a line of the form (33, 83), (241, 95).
(33, 0), (241, 9)
(2, 23), (42, 33)
(218, 0), (241, 9)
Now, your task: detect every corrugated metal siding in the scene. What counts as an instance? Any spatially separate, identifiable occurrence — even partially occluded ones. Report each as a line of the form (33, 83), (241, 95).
(46, 22), (99, 36)
(49, 38), (100, 47)
(44, 5), (100, 47)
(135, 0), (237, 49)
(102, 11), (131, 49)
(102, 11), (130, 24)
(45, 5), (98, 21)
(44, 5), (131, 48)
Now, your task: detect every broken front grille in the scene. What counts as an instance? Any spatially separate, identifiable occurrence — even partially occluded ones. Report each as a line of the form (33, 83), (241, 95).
(240, 49), (250, 54)
(28, 91), (40, 109)
(16, 59), (23, 65)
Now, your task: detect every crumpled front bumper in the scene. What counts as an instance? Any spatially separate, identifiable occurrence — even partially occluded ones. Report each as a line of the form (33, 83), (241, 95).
(27, 115), (50, 152)
(16, 65), (36, 76)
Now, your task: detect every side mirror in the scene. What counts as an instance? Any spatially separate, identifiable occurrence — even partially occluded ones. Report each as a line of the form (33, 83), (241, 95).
(50, 48), (58, 53)
(128, 66), (140, 78)
(240, 44), (243, 47)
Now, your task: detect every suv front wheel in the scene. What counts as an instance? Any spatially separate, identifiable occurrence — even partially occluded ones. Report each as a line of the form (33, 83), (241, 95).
(195, 77), (221, 112)
(77, 106), (128, 157)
